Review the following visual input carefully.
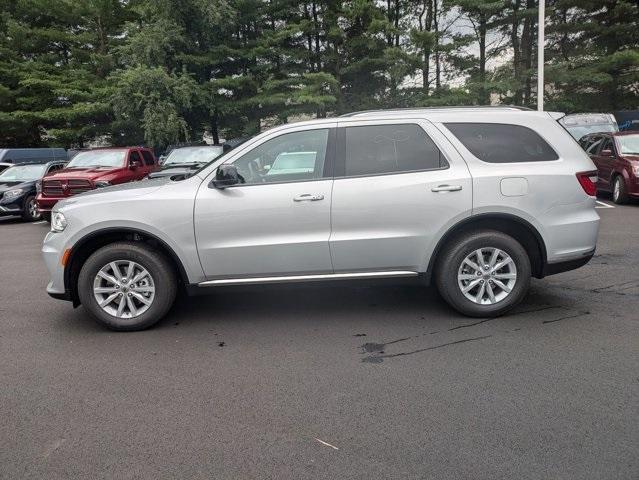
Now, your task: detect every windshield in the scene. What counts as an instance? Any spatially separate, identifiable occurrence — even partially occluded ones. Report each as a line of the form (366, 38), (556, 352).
(66, 150), (126, 168)
(0, 164), (47, 182)
(565, 124), (617, 140)
(617, 135), (639, 154)
(164, 146), (224, 166)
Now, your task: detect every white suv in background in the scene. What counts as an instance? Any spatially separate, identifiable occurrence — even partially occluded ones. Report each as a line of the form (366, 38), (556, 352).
(42, 107), (600, 331)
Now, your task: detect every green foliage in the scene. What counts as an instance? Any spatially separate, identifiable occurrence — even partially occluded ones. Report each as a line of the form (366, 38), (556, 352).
(0, 0), (637, 148)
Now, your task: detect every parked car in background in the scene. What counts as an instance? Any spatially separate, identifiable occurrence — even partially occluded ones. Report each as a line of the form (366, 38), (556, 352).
(148, 145), (224, 180)
(42, 107), (599, 331)
(0, 161), (67, 221)
(579, 131), (639, 204)
(0, 148), (67, 165)
(36, 147), (158, 219)
(559, 113), (618, 140)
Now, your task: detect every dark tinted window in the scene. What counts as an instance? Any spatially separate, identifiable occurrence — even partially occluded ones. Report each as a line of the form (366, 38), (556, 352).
(445, 123), (559, 163)
(343, 124), (446, 176)
(585, 136), (603, 155)
(599, 137), (615, 156)
(141, 150), (155, 165)
(129, 151), (142, 164)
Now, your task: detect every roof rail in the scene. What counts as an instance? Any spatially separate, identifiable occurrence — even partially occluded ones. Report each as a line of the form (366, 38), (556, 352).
(339, 105), (533, 117)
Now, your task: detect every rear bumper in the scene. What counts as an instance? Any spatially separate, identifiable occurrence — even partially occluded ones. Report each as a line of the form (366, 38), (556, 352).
(543, 249), (595, 276)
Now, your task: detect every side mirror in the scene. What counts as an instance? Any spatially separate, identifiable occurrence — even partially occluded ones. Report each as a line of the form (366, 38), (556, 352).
(212, 164), (242, 189)
(130, 160), (142, 170)
(601, 149), (614, 158)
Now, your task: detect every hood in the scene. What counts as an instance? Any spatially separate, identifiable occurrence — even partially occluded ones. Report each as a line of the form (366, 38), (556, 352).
(55, 176), (171, 210)
(148, 166), (198, 179)
(0, 180), (35, 193)
(44, 166), (124, 182)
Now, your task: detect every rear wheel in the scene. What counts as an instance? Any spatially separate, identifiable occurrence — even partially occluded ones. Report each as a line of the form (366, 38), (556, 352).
(77, 242), (177, 331)
(612, 175), (629, 204)
(21, 195), (41, 222)
(435, 230), (531, 317)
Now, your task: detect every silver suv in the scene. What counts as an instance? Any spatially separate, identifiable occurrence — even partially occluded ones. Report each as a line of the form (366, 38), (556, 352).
(43, 107), (600, 331)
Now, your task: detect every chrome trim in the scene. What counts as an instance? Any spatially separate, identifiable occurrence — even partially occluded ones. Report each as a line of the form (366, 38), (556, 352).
(198, 270), (418, 287)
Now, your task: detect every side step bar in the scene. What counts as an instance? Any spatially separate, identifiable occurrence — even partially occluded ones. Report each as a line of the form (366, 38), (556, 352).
(198, 270), (418, 287)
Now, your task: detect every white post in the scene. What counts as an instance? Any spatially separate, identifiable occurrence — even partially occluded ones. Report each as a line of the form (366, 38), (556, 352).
(537, 0), (545, 111)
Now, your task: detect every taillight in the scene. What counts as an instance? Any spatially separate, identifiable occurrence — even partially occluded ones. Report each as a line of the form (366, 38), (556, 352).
(576, 171), (598, 196)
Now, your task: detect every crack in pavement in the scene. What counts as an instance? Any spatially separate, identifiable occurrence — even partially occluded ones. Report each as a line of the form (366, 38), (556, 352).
(542, 310), (590, 324)
(362, 335), (493, 363)
(448, 305), (563, 331)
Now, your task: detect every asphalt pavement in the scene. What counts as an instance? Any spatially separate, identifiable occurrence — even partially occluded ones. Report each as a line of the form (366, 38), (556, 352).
(1, 199), (638, 479)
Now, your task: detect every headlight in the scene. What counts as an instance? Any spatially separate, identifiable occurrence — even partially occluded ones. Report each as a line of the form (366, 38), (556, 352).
(632, 164), (639, 176)
(95, 181), (111, 188)
(51, 211), (67, 232)
(3, 188), (25, 200)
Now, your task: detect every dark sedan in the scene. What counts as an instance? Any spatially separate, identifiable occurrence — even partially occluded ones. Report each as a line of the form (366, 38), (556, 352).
(148, 145), (225, 180)
(0, 161), (66, 221)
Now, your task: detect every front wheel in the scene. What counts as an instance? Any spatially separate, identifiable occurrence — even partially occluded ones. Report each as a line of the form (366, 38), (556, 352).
(21, 195), (41, 222)
(612, 176), (629, 204)
(77, 242), (177, 331)
(435, 231), (531, 317)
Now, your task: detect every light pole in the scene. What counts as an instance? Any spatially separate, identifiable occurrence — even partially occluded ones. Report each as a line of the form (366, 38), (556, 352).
(537, 0), (545, 111)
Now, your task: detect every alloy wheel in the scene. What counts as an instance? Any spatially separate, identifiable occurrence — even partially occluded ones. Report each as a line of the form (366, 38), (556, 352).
(92, 260), (156, 318)
(28, 198), (40, 220)
(457, 247), (517, 305)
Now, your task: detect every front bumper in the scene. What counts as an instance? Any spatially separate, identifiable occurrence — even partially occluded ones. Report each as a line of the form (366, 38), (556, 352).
(43, 231), (68, 298)
(36, 195), (62, 213)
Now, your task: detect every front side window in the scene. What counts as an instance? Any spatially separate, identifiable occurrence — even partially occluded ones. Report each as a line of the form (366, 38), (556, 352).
(129, 151), (142, 165)
(599, 137), (615, 156)
(342, 124), (446, 177)
(585, 136), (603, 155)
(66, 150), (127, 168)
(445, 123), (559, 163)
(231, 129), (329, 185)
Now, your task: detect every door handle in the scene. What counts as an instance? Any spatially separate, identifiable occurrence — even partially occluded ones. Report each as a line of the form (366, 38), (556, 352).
(431, 184), (462, 192)
(293, 194), (324, 202)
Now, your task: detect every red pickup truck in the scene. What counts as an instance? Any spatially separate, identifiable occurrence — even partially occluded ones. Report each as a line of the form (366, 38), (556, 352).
(37, 147), (159, 218)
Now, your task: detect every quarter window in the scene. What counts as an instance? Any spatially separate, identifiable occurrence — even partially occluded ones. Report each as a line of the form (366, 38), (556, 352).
(445, 123), (559, 163)
(232, 129), (330, 185)
(342, 124), (446, 177)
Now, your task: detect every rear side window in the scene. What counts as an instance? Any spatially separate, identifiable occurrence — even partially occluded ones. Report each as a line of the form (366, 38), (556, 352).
(141, 150), (155, 165)
(342, 124), (447, 177)
(445, 123), (559, 163)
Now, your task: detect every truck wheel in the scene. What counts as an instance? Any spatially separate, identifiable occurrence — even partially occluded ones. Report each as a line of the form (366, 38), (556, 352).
(435, 230), (531, 317)
(22, 195), (41, 222)
(612, 176), (629, 204)
(77, 242), (177, 331)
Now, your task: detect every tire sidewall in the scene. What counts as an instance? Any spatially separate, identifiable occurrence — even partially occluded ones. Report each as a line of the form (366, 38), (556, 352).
(22, 195), (40, 221)
(437, 232), (531, 317)
(77, 243), (176, 331)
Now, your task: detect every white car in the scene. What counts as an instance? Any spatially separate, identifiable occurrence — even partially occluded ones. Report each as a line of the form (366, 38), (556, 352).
(43, 107), (600, 330)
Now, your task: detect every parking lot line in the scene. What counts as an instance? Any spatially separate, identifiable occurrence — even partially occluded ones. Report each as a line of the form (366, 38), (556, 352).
(314, 438), (339, 450)
(595, 200), (615, 209)
(32, 220), (48, 224)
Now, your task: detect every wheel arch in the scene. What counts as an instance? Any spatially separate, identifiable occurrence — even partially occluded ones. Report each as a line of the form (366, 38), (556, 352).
(64, 227), (190, 306)
(425, 213), (548, 282)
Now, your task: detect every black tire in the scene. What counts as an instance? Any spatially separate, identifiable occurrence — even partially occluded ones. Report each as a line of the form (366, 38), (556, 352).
(612, 175), (629, 205)
(435, 230), (531, 317)
(42, 212), (51, 223)
(21, 195), (41, 222)
(77, 242), (177, 331)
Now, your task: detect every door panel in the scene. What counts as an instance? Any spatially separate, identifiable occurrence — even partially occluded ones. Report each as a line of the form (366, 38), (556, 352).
(194, 124), (336, 279)
(194, 180), (333, 278)
(330, 119), (472, 272)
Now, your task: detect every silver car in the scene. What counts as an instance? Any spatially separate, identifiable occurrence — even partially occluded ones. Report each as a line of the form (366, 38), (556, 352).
(43, 107), (600, 331)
